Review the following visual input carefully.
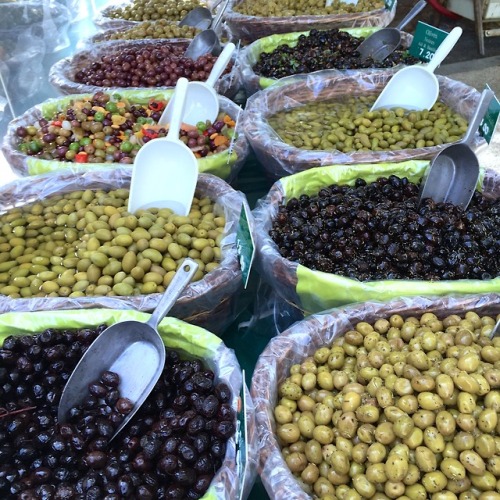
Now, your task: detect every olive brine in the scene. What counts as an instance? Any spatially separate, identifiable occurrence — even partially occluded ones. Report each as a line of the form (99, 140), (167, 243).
(0, 325), (235, 499)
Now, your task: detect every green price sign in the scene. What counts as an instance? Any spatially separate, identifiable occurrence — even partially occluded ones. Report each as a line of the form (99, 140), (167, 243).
(385, 0), (396, 10)
(235, 204), (255, 289)
(479, 85), (500, 144)
(409, 21), (449, 62)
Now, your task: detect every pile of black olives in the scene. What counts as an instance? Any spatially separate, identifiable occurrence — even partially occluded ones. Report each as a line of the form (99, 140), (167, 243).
(254, 29), (420, 78)
(270, 176), (499, 281)
(74, 43), (229, 88)
(0, 326), (235, 499)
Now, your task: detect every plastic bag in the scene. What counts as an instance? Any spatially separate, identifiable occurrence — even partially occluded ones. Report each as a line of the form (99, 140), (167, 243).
(243, 71), (484, 180)
(0, 168), (253, 335)
(224, 0), (396, 44)
(0, 308), (257, 500)
(250, 292), (500, 499)
(48, 38), (241, 100)
(252, 160), (500, 316)
(2, 89), (248, 183)
(238, 27), (414, 96)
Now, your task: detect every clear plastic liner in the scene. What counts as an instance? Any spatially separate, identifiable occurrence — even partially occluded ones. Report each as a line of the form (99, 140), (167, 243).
(251, 292), (500, 499)
(251, 161), (500, 316)
(0, 1), (71, 100)
(238, 28), (414, 96)
(48, 38), (241, 100)
(0, 168), (254, 335)
(243, 71), (485, 180)
(224, 0), (396, 44)
(0, 308), (257, 499)
(1, 89), (248, 183)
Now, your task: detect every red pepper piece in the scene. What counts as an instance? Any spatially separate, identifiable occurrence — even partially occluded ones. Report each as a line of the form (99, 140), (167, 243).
(148, 99), (165, 111)
(143, 128), (159, 139)
(52, 120), (62, 127)
(75, 152), (88, 163)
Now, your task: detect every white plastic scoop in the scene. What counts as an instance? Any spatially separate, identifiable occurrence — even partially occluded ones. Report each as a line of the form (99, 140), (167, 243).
(159, 42), (236, 127)
(128, 77), (198, 216)
(370, 26), (463, 111)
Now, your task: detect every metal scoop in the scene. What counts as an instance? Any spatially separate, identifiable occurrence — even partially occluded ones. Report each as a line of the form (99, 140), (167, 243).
(179, 6), (213, 30)
(128, 77), (198, 217)
(159, 42), (236, 126)
(184, 0), (229, 60)
(371, 26), (462, 112)
(490, 319), (500, 339)
(357, 0), (427, 62)
(58, 258), (199, 440)
(418, 88), (494, 209)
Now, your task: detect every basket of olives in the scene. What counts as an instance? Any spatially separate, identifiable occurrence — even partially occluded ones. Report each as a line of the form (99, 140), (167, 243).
(2, 89), (248, 182)
(251, 292), (500, 499)
(252, 160), (500, 315)
(49, 38), (241, 100)
(93, 0), (216, 29)
(224, 0), (396, 44)
(243, 71), (485, 180)
(239, 27), (416, 96)
(87, 19), (203, 45)
(0, 308), (254, 499)
(0, 167), (252, 334)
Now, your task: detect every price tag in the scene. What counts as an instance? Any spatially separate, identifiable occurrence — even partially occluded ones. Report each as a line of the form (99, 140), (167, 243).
(235, 203), (255, 289)
(409, 21), (449, 62)
(479, 84), (500, 144)
(385, 0), (396, 10)
(236, 372), (249, 500)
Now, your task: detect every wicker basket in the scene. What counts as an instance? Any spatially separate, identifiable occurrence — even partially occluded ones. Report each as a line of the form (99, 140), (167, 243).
(251, 293), (500, 499)
(252, 161), (500, 315)
(48, 38), (241, 100)
(0, 168), (252, 335)
(243, 71), (485, 180)
(224, 0), (396, 44)
(1, 89), (248, 183)
(239, 28), (414, 96)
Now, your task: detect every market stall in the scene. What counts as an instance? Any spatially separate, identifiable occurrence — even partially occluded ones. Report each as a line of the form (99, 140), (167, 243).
(0, 0), (499, 499)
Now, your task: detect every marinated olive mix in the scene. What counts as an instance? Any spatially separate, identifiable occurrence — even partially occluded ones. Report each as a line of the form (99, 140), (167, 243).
(95, 20), (201, 42)
(234, 0), (384, 16)
(0, 188), (225, 298)
(270, 176), (499, 281)
(275, 311), (500, 498)
(268, 97), (468, 152)
(0, 326), (235, 498)
(254, 29), (420, 78)
(73, 43), (232, 89)
(105, 0), (203, 22)
(15, 92), (236, 163)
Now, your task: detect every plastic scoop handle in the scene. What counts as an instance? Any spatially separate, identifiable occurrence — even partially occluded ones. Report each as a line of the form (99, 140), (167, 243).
(167, 77), (189, 140)
(425, 26), (462, 73)
(205, 42), (236, 87)
(460, 88), (494, 146)
(394, 0), (428, 30)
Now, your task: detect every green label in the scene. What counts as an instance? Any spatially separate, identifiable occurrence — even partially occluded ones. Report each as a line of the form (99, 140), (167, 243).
(409, 21), (449, 62)
(385, 0), (396, 10)
(479, 85), (500, 144)
(236, 371), (249, 500)
(235, 204), (255, 289)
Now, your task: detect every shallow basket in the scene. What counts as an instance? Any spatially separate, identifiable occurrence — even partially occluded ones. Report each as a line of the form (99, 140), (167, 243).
(238, 27), (414, 96)
(48, 38), (241, 100)
(251, 293), (500, 499)
(243, 71), (485, 180)
(252, 161), (500, 315)
(224, 0), (396, 44)
(0, 168), (252, 335)
(1, 89), (248, 183)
